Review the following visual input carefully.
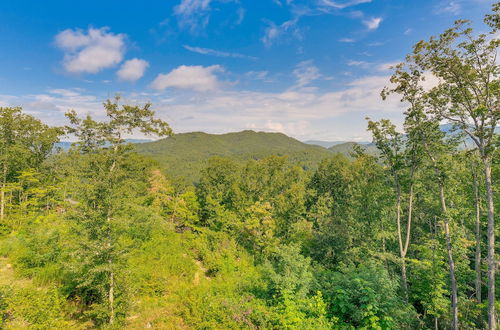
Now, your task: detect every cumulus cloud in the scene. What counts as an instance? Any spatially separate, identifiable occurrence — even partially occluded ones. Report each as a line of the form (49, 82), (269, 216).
(363, 17), (382, 30)
(151, 65), (223, 92)
(117, 58), (149, 81)
(55, 27), (126, 74)
(183, 45), (257, 60)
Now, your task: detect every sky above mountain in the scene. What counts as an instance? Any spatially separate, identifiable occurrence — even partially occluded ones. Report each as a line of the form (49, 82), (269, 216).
(0, 0), (495, 141)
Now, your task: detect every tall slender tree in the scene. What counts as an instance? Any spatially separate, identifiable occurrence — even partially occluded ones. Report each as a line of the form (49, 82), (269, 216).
(65, 97), (171, 325)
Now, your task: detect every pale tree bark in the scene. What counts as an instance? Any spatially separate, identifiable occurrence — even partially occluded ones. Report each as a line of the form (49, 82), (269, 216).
(472, 162), (482, 303)
(484, 160), (496, 330)
(422, 139), (460, 329)
(0, 162), (7, 221)
(108, 144), (118, 325)
(439, 185), (459, 330)
(395, 174), (414, 302)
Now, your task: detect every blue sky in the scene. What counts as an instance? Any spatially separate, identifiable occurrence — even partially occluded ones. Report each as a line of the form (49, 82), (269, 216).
(0, 0), (495, 141)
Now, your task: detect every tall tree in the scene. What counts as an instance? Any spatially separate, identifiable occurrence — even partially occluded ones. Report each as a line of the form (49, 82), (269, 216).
(401, 8), (499, 326)
(383, 63), (461, 329)
(367, 119), (416, 301)
(65, 97), (171, 325)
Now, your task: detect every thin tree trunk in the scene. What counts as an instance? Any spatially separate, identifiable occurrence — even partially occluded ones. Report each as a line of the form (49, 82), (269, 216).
(473, 166), (482, 302)
(0, 162), (7, 221)
(108, 146), (118, 325)
(109, 259), (115, 325)
(439, 184), (459, 330)
(483, 160), (496, 330)
(395, 180), (409, 301)
(396, 181), (413, 301)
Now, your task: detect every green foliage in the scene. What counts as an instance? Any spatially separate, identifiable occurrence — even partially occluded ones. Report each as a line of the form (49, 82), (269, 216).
(135, 130), (335, 184)
(0, 285), (80, 329)
(318, 263), (418, 328)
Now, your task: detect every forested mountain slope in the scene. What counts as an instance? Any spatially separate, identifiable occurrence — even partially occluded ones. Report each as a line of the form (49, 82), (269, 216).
(135, 130), (334, 182)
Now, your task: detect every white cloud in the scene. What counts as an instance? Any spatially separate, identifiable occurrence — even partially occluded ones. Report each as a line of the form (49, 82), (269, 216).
(246, 71), (272, 82)
(174, 0), (240, 32)
(319, 0), (372, 9)
(55, 27), (126, 74)
(363, 17), (382, 31)
(1, 70), (407, 141)
(292, 60), (322, 88)
(236, 8), (245, 25)
(376, 61), (400, 71)
(174, 0), (211, 31)
(117, 58), (149, 81)
(339, 38), (355, 43)
(261, 18), (300, 47)
(434, 0), (462, 15)
(145, 73), (404, 140)
(151, 65), (223, 92)
(347, 60), (370, 67)
(183, 45), (257, 60)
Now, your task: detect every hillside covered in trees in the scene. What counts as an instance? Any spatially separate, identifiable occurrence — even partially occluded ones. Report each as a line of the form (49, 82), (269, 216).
(133, 130), (380, 184)
(0, 4), (498, 330)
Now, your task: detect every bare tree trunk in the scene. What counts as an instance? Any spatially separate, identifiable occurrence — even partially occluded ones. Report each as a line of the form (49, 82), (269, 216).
(473, 168), (482, 302)
(444, 219), (459, 330)
(395, 176), (414, 302)
(109, 259), (115, 325)
(438, 180), (459, 330)
(0, 163), (7, 221)
(395, 181), (409, 301)
(483, 160), (496, 330)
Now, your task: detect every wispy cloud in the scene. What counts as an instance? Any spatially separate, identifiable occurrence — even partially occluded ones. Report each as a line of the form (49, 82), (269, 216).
(319, 0), (372, 10)
(183, 45), (257, 60)
(339, 38), (356, 43)
(173, 0), (241, 33)
(434, 0), (462, 15)
(174, 0), (213, 32)
(246, 71), (273, 82)
(54, 27), (126, 74)
(261, 18), (301, 47)
(292, 60), (322, 89)
(347, 60), (370, 68)
(376, 61), (400, 72)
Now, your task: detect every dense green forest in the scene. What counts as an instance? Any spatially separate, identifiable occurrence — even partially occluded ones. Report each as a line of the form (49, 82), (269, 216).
(133, 131), (378, 185)
(0, 5), (498, 329)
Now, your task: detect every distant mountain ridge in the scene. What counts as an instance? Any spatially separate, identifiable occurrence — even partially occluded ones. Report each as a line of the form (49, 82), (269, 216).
(55, 139), (153, 151)
(304, 140), (371, 148)
(134, 130), (339, 183)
